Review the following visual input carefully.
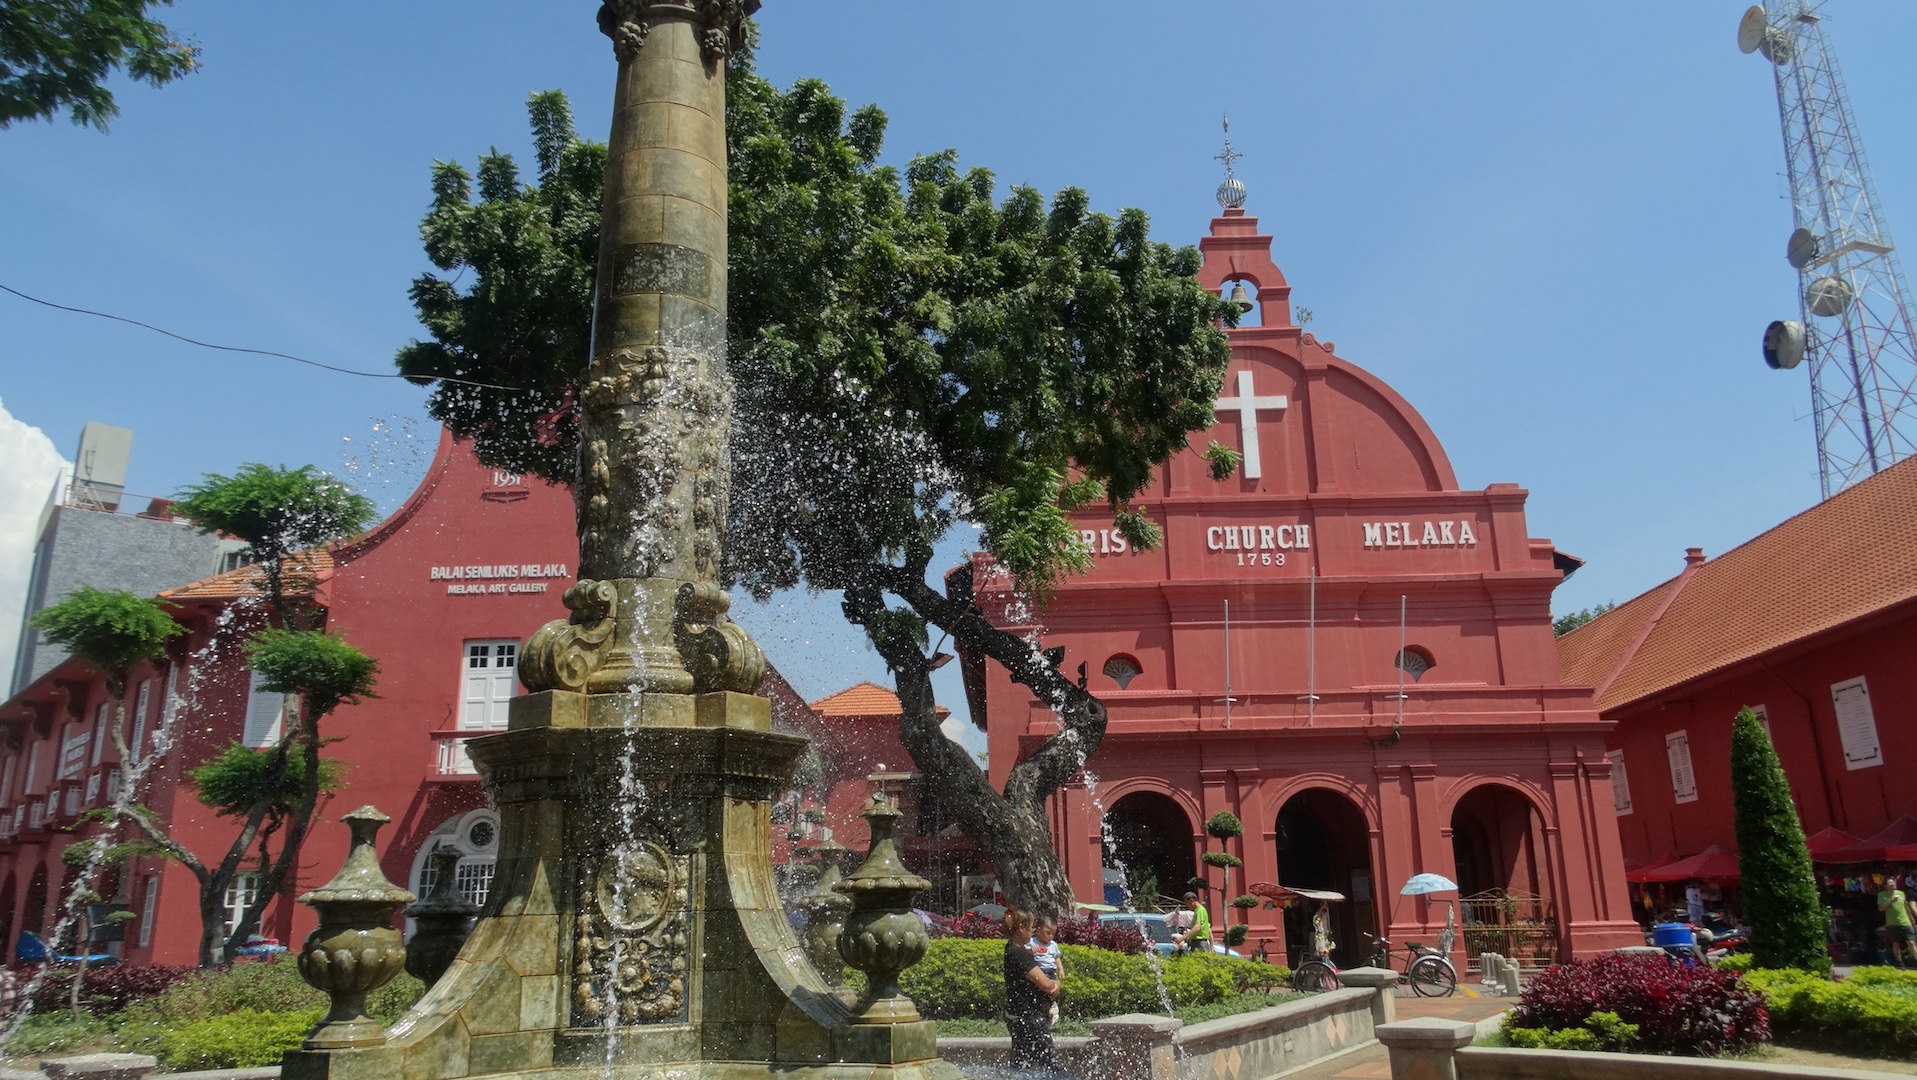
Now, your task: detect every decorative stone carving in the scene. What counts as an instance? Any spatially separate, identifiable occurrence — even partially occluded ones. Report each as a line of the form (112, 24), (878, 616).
(596, 0), (758, 63)
(675, 582), (766, 693)
(518, 580), (618, 693)
(572, 841), (692, 1025)
(296, 806), (414, 1049)
(798, 841), (851, 989)
(403, 846), (478, 989)
(836, 794), (932, 1024)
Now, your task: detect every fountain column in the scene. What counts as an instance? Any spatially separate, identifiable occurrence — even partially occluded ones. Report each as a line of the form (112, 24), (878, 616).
(286, 4), (963, 1077)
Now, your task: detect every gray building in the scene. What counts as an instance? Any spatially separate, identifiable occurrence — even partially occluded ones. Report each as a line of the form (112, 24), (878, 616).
(8, 424), (232, 695)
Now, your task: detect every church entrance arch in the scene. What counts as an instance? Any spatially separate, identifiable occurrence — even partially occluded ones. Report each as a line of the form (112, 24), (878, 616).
(1103, 792), (1195, 910)
(1275, 789), (1375, 968)
(1450, 783), (1557, 967)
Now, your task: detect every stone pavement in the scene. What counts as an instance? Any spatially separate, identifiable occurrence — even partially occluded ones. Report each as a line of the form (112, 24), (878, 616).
(1279, 989), (1514, 1080)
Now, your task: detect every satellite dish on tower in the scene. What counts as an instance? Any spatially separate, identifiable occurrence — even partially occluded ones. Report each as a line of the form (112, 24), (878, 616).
(1787, 227), (1819, 269)
(1763, 320), (1806, 370)
(1806, 274), (1855, 318)
(1737, 6), (1768, 54)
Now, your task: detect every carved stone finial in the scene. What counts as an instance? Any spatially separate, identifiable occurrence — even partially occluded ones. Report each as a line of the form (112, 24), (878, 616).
(296, 806), (414, 1049)
(404, 846), (479, 988)
(835, 794), (931, 1024)
(798, 841), (852, 990)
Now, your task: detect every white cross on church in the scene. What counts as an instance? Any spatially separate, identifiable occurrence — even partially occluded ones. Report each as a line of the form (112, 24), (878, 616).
(1213, 369), (1288, 480)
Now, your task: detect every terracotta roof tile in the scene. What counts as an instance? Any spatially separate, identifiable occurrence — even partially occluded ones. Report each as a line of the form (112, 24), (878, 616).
(810, 680), (950, 719)
(1559, 456), (1917, 712)
(160, 550), (334, 602)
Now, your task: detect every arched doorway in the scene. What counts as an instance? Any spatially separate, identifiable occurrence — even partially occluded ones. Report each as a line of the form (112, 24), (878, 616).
(1450, 784), (1557, 967)
(1103, 792), (1195, 909)
(1275, 789), (1375, 968)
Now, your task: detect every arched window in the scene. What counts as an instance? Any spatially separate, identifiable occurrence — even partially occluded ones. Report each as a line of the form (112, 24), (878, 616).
(1394, 647), (1433, 681)
(1102, 655), (1143, 690)
(410, 808), (500, 910)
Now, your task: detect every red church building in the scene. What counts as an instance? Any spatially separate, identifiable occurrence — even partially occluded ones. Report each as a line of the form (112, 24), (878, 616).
(980, 193), (1642, 969)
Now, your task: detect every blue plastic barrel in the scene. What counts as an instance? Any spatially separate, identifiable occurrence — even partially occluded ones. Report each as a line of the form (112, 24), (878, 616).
(1651, 922), (1695, 948)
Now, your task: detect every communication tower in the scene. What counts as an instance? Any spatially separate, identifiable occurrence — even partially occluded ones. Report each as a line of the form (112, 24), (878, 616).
(1740, 3), (1917, 497)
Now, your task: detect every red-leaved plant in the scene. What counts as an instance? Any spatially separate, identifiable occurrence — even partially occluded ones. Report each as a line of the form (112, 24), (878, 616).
(1509, 953), (1768, 1056)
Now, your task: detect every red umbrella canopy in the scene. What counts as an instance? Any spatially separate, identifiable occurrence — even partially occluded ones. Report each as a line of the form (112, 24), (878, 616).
(1625, 852), (1683, 885)
(1804, 827), (1861, 859)
(1640, 845), (1740, 884)
(1819, 816), (1917, 864)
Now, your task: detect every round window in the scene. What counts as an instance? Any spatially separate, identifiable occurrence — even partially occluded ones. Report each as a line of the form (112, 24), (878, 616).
(464, 816), (497, 853)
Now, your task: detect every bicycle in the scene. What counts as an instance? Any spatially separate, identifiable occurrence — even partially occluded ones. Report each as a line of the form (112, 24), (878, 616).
(1365, 932), (1457, 997)
(1288, 948), (1340, 992)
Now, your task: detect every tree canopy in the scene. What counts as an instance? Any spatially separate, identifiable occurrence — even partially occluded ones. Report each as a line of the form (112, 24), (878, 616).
(173, 463), (376, 625)
(395, 53), (1236, 911)
(0, 0), (198, 130)
(28, 585), (183, 688)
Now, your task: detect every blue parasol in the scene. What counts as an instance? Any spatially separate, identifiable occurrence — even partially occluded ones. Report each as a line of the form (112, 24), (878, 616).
(1400, 873), (1459, 896)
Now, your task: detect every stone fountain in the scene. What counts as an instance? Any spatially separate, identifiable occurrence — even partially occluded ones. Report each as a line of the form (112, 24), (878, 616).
(282, 3), (966, 1077)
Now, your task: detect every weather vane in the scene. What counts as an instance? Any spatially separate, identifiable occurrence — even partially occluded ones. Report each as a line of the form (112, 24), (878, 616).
(1214, 114), (1248, 210)
(1214, 114), (1243, 178)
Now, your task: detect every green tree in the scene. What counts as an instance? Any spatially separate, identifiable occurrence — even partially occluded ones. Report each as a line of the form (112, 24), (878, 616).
(1730, 706), (1830, 973)
(397, 58), (1234, 912)
(1553, 602), (1615, 637)
(164, 466), (377, 965)
(28, 587), (181, 999)
(0, 0), (198, 130)
(1200, 812), (1244, 934)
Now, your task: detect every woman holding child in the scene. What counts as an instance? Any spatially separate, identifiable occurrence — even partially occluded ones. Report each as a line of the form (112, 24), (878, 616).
(1002, 907), (1062, 1072)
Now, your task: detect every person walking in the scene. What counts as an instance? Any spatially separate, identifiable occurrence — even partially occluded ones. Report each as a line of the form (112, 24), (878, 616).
(1881, 878), (1916, 967)
(1171, 892), (1212, 954)
(1003, 907), (1062, 1072)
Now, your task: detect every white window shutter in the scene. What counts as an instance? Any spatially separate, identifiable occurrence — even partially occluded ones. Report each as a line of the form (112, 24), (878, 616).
(243, 670), (286, 748)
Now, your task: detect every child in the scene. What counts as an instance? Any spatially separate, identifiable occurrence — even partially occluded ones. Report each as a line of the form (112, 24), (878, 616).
(1030, 915), (1062, 1027)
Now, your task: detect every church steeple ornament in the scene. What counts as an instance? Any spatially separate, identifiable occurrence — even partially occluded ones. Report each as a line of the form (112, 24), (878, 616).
(1215, 114), (1248, 209)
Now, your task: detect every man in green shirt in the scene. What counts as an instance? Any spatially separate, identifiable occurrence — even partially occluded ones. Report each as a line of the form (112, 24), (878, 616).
(1881, 883), (1915, 967)
(1173, 892), (1212, 954)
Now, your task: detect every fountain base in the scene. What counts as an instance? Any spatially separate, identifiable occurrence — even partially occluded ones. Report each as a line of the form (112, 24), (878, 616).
(283, 689), (965, 1079)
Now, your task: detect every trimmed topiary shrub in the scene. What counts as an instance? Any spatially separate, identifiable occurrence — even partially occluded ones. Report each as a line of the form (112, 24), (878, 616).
(1730, 706), (1831, 974)
(157, 1007), (323, 1070)
(1503, 1010), (1639, 1052)
(113, 959), (423, 1057)
(1508, 953), (1768, 1056)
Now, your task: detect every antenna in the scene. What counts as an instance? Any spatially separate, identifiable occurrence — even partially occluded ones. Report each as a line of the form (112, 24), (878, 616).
(1741, 2), (1917, 498)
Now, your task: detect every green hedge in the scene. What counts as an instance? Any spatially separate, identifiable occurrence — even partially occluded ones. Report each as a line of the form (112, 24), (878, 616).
(157, 1007), (324, 1070)
(1746, 966), (1917, 1057)
(113, 959), (424, 1059)
(900, 939), (1287, 1022)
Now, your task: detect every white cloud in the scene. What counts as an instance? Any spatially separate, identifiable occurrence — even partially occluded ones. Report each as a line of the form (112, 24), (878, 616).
(0, 401), (68, 684)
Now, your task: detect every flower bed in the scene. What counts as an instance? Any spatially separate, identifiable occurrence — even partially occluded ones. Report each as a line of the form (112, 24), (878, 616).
(1504, 952), (1769, 1056)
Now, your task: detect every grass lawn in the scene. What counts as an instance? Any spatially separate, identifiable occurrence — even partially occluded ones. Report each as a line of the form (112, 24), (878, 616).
(931, 991), (1306, 1039)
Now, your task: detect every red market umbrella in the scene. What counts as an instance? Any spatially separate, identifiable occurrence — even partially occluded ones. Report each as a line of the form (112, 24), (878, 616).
(1625, 852), (1682, 885)
(1819, 816), (1917, 864)
(1805, 827), (1860, 860)
(1640, 845), (1740, 884)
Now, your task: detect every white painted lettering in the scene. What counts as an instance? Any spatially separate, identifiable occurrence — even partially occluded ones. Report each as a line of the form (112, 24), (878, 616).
(1259, 525), (1276, 550)
(1458, 521), (1476, 545)
(1110, 531), (1128, 554)
(1440, 521), (1456, 544)
(1422, 521), (1439, 546)
(1224, 528), (1240, 551)
(1276, 525), (1294, 549)
(1297, 525), (1310, 549)
(1363, 523), (1383, 548)
(1240, 526), (1257, 550)
(1207, 526), (1224, 552)
(1384, 522), (1402, 547)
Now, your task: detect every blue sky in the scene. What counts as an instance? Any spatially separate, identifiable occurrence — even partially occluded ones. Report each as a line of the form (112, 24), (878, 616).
(4, 2), (1916, 732)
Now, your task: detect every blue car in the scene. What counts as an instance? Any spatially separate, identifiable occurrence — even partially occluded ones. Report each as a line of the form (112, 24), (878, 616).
(1094, 912), (1241, 958)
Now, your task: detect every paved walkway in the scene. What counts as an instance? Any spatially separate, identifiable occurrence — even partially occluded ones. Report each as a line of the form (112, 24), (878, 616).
(1281, 987), (1514, 1080)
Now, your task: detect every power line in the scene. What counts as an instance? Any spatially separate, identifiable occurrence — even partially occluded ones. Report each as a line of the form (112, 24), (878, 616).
(0, 282), (534, 394)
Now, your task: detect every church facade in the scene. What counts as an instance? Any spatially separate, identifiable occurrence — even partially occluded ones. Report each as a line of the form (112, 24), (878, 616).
(981, 199), (1641, 968)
